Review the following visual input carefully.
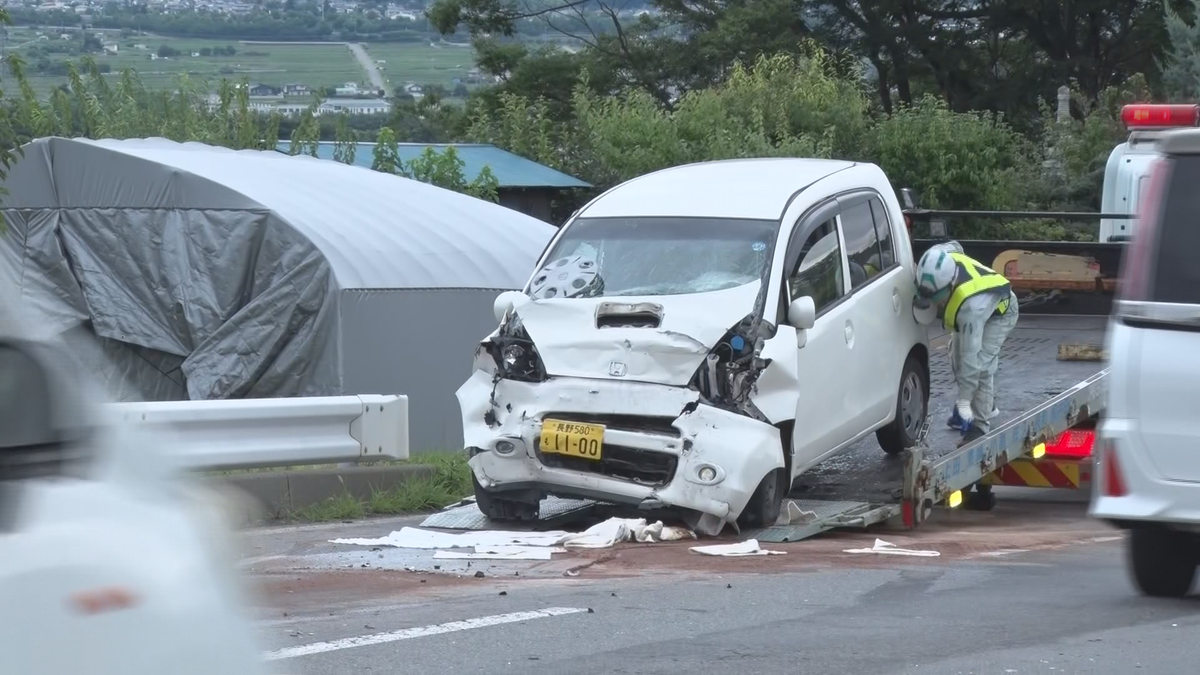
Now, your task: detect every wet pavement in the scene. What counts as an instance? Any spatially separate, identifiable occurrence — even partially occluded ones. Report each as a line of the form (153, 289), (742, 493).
(234, 489), (1200, 674)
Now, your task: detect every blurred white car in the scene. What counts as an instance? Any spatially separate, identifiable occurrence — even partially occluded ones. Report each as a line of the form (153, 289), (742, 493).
(1091, 128), (1200, 597)
(0, 299), (267, 675)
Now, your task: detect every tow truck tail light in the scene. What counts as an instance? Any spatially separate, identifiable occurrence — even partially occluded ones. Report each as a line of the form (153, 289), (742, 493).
(1042, 429), (1096, 459)
(1121, 104), (1200, 129)
(1101, 440), (1128, 497)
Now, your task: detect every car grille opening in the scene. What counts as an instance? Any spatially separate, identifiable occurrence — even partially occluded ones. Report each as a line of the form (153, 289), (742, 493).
(536, 441), (678, 487)
(541, 412), (679, 437)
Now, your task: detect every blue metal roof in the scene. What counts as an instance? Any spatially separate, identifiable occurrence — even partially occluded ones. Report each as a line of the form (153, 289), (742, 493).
(274, 141), (591, 190)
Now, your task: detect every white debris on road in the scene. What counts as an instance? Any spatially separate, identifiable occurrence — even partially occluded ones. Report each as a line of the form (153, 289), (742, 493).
(329, 517), (696, 557)
(843, 538), (940, 557)
(689, 539), (786, 557)
(433, 546), (567, 561)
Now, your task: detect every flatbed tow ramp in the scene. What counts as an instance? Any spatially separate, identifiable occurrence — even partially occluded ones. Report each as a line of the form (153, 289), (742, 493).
(425, 315), (1108, 543)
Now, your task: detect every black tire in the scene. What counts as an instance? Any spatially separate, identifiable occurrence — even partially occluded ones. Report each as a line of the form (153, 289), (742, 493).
(877, 356), (929, 456)
(472, 475), (539, 522)
(737, 468), (786, 529)
(1129, 526), (1198, 598)
(963, 483), (996, 511)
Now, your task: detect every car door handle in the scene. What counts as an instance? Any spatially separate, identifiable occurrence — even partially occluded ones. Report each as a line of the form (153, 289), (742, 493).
(844, 321), (853, 344)
(892, 288), (901, 312)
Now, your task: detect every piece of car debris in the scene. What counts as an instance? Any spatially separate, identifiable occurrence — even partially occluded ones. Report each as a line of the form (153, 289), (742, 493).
(499, 591), (507, 596)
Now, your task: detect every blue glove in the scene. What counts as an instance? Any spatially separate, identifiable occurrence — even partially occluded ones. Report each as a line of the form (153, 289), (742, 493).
(946, 400), (974, 434)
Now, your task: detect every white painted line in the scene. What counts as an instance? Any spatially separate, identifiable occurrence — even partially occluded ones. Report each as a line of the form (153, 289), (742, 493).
(263, 607), (589, 661)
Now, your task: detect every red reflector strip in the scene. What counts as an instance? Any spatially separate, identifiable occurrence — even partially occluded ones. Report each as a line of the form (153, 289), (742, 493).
(1042, 429), (1095, 459)
(1102, 441), (1128, 497)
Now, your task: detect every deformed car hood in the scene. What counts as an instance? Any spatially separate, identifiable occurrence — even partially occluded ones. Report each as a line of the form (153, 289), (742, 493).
(514, 282), (761, 386)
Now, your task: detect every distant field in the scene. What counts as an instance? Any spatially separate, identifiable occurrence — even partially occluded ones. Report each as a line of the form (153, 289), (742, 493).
(358, 41), (476, 89)
(4, 28), (476, 97)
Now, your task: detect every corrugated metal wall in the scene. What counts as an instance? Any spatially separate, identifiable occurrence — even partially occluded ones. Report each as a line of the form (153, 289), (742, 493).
(338, 287), (502, 453)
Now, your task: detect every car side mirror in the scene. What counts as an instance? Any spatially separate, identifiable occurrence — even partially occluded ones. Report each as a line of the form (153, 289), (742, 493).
(493, 290), (530, 323)
(787, 296), (816, 331)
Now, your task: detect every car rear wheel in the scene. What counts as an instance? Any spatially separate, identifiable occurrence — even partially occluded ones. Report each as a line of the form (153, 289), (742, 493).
(1130, 525), (1198, 597)
(473, 475), (540, 522)
(737, 468), (786, 529)
(877, 356), (928, 455)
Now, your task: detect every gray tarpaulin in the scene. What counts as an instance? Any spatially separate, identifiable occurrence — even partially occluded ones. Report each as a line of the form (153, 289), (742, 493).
(0, 137), (555, 448)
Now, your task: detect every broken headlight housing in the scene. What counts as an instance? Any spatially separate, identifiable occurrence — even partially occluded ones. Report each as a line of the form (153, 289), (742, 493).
(690, 316), (771, 418)
(482, 324), (547, 383)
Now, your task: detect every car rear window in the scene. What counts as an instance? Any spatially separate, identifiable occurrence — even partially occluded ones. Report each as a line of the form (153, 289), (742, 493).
(1150, 156), (1200, 304)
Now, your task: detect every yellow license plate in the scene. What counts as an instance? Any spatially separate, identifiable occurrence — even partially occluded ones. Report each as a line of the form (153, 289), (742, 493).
(539, 419), (605, 461)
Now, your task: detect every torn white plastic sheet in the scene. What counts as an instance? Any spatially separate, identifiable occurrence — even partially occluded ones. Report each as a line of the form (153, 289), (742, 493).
(843, 538), (940, 557)
(561, 518), (695, 548)
(689, 539), (786, 557)
(775, 501), (817, 526)
(329, 518), (696, 552)
(432, 546), (568, 561)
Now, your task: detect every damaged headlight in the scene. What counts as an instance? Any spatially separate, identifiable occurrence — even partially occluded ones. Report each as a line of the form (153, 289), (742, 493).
(482, 325), (547, 383)
(690, 316), (771, 417)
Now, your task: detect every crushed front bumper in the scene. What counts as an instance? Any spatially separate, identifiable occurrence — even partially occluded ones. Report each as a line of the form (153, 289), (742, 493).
(456, 370), (785, 534)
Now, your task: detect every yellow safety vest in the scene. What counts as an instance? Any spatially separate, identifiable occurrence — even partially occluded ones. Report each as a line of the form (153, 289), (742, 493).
(943, 252), (1012, 332)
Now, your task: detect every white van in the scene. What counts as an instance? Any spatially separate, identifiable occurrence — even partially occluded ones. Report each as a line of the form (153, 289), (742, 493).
(457, 158), (930, 535)
(1091, 127), (1200, 597)
(1100, 104), (1199, 242)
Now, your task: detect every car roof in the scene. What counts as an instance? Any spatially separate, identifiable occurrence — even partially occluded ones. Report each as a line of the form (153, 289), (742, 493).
(578, 158), (858, 220)
(1159, 128), (1200, 155)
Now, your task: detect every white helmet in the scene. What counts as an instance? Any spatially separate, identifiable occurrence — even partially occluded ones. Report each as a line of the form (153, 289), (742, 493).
(916, 248), (957, 302)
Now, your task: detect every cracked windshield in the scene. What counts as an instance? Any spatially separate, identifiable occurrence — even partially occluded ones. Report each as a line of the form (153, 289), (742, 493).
(1, 0), (1193, 671)
(537, 217), (777, 297)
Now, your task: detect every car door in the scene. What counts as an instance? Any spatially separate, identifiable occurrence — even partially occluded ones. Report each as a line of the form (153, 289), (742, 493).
(836, 192), (911, 427)
(784, 207), (861, 473)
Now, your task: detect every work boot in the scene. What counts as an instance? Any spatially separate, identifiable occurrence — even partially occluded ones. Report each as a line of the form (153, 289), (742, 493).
(957, 424), (986, 448)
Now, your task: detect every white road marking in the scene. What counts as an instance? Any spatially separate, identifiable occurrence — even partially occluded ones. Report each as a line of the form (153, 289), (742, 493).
(263, 607), (589, 660)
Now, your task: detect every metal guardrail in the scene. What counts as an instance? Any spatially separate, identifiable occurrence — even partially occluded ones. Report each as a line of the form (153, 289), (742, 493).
(106, 395), (410, 471)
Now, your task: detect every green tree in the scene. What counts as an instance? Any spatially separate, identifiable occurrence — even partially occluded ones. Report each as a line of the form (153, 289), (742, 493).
(400, 145), (499, 201)
(333, 112), (356, 164)
(869, 95), (1033, 215)
(371, 126), (401, 173)
(288, 96), (323, 157)
(1163, 0), (1200, 98)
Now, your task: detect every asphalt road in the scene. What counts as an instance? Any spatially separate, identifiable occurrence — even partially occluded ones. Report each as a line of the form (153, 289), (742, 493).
(348, 43), (386, 91)
(241, 493), (1197, 675)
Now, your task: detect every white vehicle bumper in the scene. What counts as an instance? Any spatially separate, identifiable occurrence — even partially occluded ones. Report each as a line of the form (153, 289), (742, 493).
(457, 370), (785, 534)
(1090, 417), (1200, 528)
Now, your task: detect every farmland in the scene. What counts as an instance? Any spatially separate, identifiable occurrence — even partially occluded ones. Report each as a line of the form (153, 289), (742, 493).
(4, 27), (479, 97)
(356, 41), (477, 89)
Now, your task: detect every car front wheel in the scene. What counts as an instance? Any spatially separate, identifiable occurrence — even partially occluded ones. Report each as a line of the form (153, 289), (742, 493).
(737, 468), (786, 529)
(877, 356), (928, 455)
(1130, 525), (1198, 598)
(473, 475), (540, 522)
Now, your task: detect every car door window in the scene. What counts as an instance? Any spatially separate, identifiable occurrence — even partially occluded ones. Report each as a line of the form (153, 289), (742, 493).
(840, 201), (885, 290)
(787, 218), (845, 315)
(868, 198), (896, 269)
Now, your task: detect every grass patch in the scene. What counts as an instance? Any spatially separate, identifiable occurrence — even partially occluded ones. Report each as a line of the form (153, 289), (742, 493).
(286, 452), (473, 523)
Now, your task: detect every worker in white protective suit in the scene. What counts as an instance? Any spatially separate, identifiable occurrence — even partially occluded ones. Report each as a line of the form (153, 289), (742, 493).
(913, 241), (1019, 447)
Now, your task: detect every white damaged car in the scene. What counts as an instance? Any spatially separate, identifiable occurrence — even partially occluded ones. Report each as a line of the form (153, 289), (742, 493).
(457, 158), (930, 535)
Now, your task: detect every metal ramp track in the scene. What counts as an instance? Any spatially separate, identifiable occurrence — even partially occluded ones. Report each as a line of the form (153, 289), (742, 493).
(752, 499), (900, 543)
